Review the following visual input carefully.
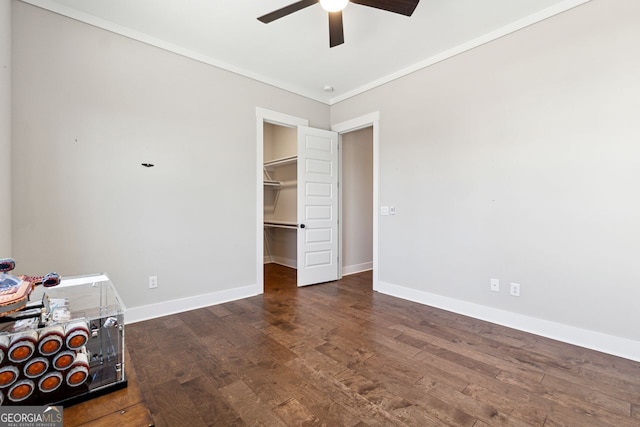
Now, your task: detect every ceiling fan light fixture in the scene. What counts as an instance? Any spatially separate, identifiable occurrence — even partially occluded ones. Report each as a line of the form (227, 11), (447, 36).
(319, 0), (349, 13)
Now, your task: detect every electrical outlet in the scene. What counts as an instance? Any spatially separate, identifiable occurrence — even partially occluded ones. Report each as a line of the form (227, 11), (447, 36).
(149, 276), (158, 289)
(510, 282), (520, 297)
(490, 278), (500, 292)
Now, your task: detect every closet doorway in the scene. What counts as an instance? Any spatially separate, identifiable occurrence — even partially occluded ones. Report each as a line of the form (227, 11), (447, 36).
(262, 122), (297, 290)
(256, 109), (379, 295)
(256, 108), (340, 293)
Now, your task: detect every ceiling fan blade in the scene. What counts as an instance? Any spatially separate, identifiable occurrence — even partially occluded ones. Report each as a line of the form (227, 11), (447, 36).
(328, 11), (344, 48)
(258, 0), (318, 23)
(350, 0), (420, 16)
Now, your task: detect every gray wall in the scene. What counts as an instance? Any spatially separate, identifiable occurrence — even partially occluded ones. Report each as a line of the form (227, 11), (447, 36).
(11, 2), (329, 308)
(341, 127), (373, 274)
(332, 0), (640, 341)
(0, 1), (10, 256)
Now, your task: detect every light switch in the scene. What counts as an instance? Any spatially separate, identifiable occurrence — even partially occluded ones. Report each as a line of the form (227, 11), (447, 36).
(381, 206), (389, 216)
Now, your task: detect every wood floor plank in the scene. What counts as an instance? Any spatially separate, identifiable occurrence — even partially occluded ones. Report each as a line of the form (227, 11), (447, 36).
(255, 356), (363, 426)
(66, 403), (153, 427)
(178, 306), (225, 338)
(306, 400), (363, 427)
(190, 353), (239, 389)
(219, 380), (288, 426)
(497, 370), (638, 427)
(541, 373), (632, 416)
(290, 347), (347, 376)
(64, 351), (150, 427)
(180, 375), (245, 426)
(131, 339), (205, 387)
(461, 382), (550, 426)
(286, 357), (406, 426)
(120, 264), (640, 426)
(414, 352), (584, 427)
(143, 379), (210, 427)
(207, 303), (234, 317)
(240, 335), (298, 366)
(388, 323), (547, 383)
(348, 352), (521, 427)
(335, 363), (476, 426)
(236, 363), (295, 408)
(272, 398), (319, 426)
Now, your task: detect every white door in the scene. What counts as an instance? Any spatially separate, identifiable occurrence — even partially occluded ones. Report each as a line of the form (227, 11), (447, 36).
(297, 126), (339, 286)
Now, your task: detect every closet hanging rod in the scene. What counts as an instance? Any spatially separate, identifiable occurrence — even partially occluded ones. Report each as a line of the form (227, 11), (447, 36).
(264, 155), (297, 168)
(264, 220), (297, 230)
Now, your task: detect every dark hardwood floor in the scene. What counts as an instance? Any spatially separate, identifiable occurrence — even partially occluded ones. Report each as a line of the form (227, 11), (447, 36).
(63, 351), (154, 426)
(126, 264), (640, 426)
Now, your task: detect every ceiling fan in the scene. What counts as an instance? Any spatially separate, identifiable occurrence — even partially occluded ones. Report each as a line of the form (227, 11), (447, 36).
(258, 0), (420, 48)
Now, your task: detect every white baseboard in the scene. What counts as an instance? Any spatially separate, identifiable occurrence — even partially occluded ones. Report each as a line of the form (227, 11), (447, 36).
(266, 257), (297, 269)
(342, 262), (373, 276)
(125, 285), (257, 324)
(377, 281), (640, 363)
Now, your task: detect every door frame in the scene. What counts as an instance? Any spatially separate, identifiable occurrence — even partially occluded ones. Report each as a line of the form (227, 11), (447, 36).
(256, 107), (308, 295)
(332, 112), (380, 291)
(255, 108), (380, 294)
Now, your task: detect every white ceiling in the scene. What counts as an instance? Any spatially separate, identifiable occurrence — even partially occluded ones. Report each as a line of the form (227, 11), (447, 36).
(21, 0), (590, 104)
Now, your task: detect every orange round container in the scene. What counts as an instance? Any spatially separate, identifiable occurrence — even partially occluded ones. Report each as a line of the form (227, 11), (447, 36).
(38, 325), (65, 356)
(66, 367), (89, 387)
(65, 320), (89, 350)
(66, 352), (89, 387)
(8, 379), (35, 403)
(66, 353), (89, 387)
(38, 371), (63, 393)
(53, 350), (76, 371)
(0, 365), (19, 388)
(8, 330), (38, 363)
(24, 357), (50, 378)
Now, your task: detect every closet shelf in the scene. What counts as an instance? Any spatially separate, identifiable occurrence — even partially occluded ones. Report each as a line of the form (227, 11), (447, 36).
(264, 220), (297, 230)
(264, 155), (297, 169)
(264, 180), (282, 189)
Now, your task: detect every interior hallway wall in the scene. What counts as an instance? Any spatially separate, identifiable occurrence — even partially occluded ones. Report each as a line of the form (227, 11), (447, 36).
(341, 126), (373, 275)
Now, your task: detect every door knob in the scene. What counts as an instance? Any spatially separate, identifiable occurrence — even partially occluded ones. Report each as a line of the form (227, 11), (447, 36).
(300, 224), (306, 229)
